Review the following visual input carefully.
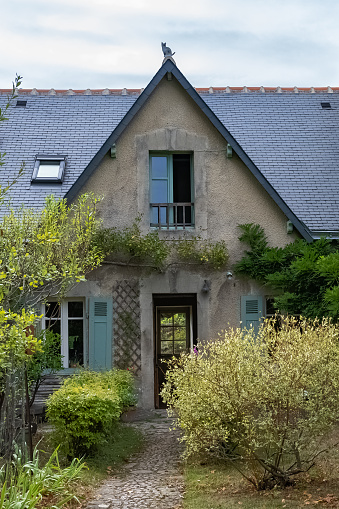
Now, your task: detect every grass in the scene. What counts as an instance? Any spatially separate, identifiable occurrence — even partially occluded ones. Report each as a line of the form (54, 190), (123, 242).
(33, 422), (144, 508)
(183, 426), (339, 509)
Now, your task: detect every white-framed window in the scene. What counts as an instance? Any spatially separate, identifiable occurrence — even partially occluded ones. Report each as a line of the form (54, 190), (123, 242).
(42, 300), (85, 369)
(32, 156), (66, 183)
(150, 153), (194, 228)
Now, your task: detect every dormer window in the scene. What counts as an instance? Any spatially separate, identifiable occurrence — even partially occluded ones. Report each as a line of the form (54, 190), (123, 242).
(31, 156), (66, 183)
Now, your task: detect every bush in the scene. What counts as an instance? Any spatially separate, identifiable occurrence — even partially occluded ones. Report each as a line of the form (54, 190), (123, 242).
(161, 318), (339, 490)
(46, 369), (136, 457)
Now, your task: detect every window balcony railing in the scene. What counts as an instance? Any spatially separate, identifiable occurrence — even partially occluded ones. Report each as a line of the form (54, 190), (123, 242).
(151, 203), (194, 229)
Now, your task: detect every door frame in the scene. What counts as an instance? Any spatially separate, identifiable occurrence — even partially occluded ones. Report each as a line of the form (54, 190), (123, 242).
(153, 294), (197, 408)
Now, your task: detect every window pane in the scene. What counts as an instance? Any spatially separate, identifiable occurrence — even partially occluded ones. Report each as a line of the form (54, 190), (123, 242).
(173, 313), (186, 326)
(174, 340), (187, 354)
(37, 161), (60, 179)
(151, 180), (168, 203)
(68, 301), (83, 318)
(151, 157), (167, 178)
(68, 319), (84, 367)
(161, 341), (173, 355)
(173, 154), (191, 203)
(174, 326), (187, 341)
(45, 302), (60, 319)
(160, 327), (173, 341)
(46, 319), (61, 336)
(160, 312), (173, 325)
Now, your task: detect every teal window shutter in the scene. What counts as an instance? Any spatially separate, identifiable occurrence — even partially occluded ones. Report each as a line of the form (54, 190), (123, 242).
(240, 296), (263, 334)
(89, 297), (113, 370)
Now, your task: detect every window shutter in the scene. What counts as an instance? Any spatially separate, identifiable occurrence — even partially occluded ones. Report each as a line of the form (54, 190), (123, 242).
(240, 296), (263, 334)
(89, 297), (113, 370)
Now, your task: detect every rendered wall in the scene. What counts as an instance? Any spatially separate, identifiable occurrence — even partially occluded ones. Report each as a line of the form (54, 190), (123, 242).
(72, 75), (299, 408)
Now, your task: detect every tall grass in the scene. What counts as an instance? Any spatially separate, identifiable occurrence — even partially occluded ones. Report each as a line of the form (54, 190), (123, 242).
(0, 445), (85, 509)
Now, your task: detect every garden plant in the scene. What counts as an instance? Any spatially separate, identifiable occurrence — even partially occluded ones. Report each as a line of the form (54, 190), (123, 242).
(162, 317), (339, 490)
(47, 369), (136, 457)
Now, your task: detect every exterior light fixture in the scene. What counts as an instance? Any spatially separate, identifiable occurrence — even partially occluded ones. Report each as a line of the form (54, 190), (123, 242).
(202, 280), (211, 293)
(226, 271), (233, 280)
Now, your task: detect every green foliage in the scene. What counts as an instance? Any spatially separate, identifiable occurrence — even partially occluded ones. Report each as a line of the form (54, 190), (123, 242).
(94, 217), (229, 271)
(0, 194), (103, 311)
(46, 369), (136, 457)
(94, 216), (170, 269)
(0, 444), (84, 508)
(27, 329), (62, 378)
(162, 318), (339, 490)
(176, 235), (229, 270)
(0, 308), (41, 371)
(27, 330), (62, 402)
(85, 423), (144, 477)
(234, 223), (339, 318)
(0, 77), (104, 466)
(237, 223), (268, 253)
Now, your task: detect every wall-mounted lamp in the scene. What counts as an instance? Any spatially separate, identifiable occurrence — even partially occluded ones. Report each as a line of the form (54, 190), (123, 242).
(202, 279), (211, 293)
(226, 271), (233, 280)
(286, 220), (293, 234)
(110, 143), (116, 159)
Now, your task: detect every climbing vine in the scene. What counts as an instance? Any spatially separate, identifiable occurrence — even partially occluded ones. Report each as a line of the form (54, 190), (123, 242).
(175, 235), (229, 270)
(93, 217), (170, 268)
(93, 217), (229, 271)
(233, 223), (339, 319)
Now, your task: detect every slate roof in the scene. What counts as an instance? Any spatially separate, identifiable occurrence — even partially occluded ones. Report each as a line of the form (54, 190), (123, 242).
(0, 92), (138, 209)
(202, 90), (339, 237)
(0, 63), (338, 239)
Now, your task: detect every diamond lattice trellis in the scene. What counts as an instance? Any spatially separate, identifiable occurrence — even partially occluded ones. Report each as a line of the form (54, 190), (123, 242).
(113, 279), (141, 373)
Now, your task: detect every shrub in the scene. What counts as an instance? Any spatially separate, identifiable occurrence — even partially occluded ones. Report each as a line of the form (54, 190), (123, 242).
(161, 318), (339, 490)
(46, 369), (136, 457)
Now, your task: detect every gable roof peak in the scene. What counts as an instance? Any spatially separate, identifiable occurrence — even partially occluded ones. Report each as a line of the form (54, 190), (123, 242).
(161, 42), (176, 66)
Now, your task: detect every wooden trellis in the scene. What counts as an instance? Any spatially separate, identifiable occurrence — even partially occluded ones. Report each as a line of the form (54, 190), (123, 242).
(113, 280), (141, 373)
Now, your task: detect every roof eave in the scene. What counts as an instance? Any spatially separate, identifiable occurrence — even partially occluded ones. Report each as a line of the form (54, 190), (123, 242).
(309, 230), (339, 240)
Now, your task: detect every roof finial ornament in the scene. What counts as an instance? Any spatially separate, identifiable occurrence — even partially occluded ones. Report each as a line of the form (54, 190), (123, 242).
(161, 42), (176, 65)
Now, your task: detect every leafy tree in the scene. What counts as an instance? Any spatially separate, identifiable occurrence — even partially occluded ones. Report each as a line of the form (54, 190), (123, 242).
(162, 318), (339, 490)
(234, 223), (339, 318)
(0, 76), (104, 461)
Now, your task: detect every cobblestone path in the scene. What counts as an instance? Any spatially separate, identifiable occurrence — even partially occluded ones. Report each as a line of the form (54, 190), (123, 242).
(85, 410), (184, 509)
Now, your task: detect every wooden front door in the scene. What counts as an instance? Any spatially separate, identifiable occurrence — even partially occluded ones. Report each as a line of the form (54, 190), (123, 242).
(154, 295), (197, 408)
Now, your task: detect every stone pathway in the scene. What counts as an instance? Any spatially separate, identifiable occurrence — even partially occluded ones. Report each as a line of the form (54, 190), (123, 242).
(85, 410), (184, 509)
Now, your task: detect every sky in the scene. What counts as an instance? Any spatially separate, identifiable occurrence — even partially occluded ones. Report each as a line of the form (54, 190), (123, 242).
(1, 0), (339, 90)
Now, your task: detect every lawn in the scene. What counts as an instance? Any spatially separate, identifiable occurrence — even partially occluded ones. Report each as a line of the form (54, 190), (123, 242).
(183, 426), (339, 509)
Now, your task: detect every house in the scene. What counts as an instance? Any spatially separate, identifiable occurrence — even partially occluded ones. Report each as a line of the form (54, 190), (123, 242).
(1, 56), (338, 408)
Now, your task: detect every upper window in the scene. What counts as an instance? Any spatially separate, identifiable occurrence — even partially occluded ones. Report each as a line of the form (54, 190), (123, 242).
(150, 153), (194, 229)
(31, 156), (66, 183)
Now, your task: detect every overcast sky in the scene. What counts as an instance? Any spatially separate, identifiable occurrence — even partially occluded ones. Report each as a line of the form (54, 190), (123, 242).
(1, 0), (339, 90)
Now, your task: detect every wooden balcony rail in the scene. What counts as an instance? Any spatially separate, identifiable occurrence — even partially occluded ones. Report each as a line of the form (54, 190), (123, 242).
(151, 203), (194, 229)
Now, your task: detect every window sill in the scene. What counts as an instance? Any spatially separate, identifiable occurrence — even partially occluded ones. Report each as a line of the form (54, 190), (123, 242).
(150, 226), (195, 232)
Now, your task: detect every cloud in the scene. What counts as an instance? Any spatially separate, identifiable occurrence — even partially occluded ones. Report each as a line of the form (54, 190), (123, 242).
(1, 0), (339, 88)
